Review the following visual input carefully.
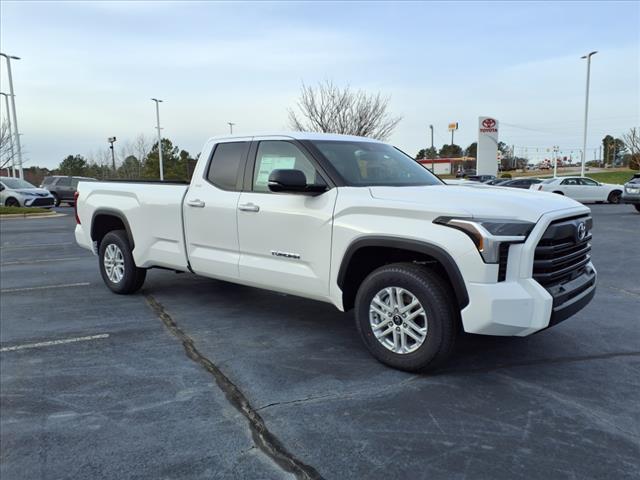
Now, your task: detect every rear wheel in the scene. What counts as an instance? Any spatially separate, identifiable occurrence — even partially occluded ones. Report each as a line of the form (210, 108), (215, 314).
(51, 193), (60, 207)
(98, 230), (146, 294)
(5, 197), (19, 207)
(607, 190), (622, 204)
(354, 262), (458, 372)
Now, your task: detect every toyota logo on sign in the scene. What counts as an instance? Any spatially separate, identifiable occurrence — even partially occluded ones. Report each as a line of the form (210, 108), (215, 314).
(482, 118), (496, 129)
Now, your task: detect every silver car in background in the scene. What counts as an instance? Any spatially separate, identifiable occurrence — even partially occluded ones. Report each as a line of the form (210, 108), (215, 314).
(622, 173), (640, 213)
(0, 177), (55, 208)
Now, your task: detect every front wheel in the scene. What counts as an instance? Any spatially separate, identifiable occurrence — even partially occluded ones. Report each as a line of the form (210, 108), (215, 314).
(5, 197), (20, 207)
(608, 191), (621, 204)
(98, 230), (146, 294)
(51, 193), (60, 207)
(354, 263), (458, 372)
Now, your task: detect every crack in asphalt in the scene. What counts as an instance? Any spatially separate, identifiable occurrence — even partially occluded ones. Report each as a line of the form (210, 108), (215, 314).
(144, 294), (324, 480)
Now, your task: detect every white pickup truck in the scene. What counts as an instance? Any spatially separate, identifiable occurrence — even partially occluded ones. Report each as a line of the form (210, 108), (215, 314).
(75, 132), (596, 371)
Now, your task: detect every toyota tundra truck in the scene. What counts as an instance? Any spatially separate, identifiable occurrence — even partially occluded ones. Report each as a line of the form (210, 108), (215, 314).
(74, 133), (596, 371)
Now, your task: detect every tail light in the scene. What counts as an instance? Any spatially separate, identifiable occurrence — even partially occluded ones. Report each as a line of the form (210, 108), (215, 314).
(74, 191), (80, 224)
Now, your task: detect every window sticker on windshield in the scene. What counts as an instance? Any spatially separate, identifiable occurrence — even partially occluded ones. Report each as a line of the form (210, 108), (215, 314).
(255, 155), (296, 186)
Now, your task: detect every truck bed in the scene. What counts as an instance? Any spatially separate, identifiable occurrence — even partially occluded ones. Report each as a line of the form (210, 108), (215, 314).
(76, 181), (190, 270)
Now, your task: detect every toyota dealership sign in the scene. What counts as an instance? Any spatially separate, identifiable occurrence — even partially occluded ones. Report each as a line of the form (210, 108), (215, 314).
(477, 116), (499, 175)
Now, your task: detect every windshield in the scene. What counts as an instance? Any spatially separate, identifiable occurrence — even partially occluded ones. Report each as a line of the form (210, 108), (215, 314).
(311, 140), (443, 187)
(1, 178), (36, 189)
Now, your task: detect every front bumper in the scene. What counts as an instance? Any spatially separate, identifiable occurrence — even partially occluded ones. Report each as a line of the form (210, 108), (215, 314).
(23, 196), (55, 208)
(460, 208), (596, 336)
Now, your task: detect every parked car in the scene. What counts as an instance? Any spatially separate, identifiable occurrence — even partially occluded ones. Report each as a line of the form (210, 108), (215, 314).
(499, 178), (543, 189)
(456, 169), (476, 178)
(467, 175), (496, 182)
(75, 132), (596, 372)
(41, 175), (97, 206)
(621, 173), (640, 212)
(531, 176), (623, 203)
(484, 178), (510, 185)
(0, 176), (55, 208)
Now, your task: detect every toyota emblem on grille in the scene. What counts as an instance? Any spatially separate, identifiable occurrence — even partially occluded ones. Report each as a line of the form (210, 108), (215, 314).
(577, 222), (586, 241)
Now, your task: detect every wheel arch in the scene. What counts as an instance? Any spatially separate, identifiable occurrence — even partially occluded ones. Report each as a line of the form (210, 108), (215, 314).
(91, 209), (135, 250)
(337, 236), (469, 312)
(4, 196), (20, 206)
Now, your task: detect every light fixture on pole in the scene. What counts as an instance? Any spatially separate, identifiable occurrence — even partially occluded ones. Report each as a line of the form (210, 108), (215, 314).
(151, 98), (164, 181)
(0, 53), (24, 179)
(228, 122), (235, 135)
(0, 92), (16, 177)
(580, 51), (597, 177)
(108, 137), (117, 172)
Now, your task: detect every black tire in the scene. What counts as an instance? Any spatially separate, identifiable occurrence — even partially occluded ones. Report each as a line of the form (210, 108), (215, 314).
(608, 190), (622, 204)
(354, 262), (458, 372)
(635, 204), (640, 213)
(98, 230), (146, 294)
(51, 193), (60, 207)
(552, 191), (564, 195)
(5, 197), (19, 207)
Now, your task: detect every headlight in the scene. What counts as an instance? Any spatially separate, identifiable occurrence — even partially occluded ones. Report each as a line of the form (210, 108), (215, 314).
(434, 217), (535, 263)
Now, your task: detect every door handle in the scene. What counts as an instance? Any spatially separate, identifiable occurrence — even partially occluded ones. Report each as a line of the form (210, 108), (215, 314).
(238, 203), (260, 212)
(187, 199), (205, 208)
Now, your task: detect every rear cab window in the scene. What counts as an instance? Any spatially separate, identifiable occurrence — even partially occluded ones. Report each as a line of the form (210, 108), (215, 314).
(206, 142), (250, 191)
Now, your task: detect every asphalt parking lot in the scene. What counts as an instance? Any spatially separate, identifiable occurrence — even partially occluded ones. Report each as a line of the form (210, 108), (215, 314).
(1, 205), (639, 479)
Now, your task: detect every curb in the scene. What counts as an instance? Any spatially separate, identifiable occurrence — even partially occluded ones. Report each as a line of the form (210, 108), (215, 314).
(0, 212), (66, 220)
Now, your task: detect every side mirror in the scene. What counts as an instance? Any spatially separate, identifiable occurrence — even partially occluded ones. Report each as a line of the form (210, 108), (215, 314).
(268, 169), (326, 194)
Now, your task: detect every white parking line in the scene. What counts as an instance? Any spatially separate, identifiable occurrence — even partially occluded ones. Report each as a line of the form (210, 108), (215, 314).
(0, 242), (74, 250)
(0, 334), (110, 352)
(0, 282), (90, 293)
(1, 256), (91, 266)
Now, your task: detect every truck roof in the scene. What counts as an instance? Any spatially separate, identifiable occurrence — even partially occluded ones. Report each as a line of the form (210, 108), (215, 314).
(206, 131), (384, 143)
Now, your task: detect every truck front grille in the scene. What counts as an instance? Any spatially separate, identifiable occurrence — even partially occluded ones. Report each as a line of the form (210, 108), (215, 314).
(533, 215), (592, 289)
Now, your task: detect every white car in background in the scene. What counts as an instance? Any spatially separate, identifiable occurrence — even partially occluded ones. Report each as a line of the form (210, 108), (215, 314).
(0, 177), (56, 208)
(531, 176), (623, 204)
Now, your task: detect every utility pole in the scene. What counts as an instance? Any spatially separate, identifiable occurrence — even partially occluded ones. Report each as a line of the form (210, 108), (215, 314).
(580, 51), (597, 177)
(552, 145), (559, 178)
(429, 124), (434, 172)
(151, 98), (164, 181)
(228, 122), (235, 135)
(108, 137), (117, 172)
(0, 53), (24, 179)
(0, 92), (16, 176)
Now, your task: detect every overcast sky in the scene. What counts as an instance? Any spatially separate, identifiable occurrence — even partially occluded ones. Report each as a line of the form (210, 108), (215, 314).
(1, 0), (638, 169)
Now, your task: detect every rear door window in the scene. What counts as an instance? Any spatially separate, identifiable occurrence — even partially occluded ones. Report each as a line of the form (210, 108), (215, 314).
(206, 142), (250, 191)
(56, 177), (71, 187)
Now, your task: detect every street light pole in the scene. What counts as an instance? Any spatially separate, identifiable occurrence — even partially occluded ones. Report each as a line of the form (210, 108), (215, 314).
(1, 53), (24, 179)
(108, 137), (117, 172)
(151, 98), (164, 181)
(429, 124), (434, 172)
(0, 92), (16, 177)
(228, 122), (235, 135)
(580, 51), (597, 177)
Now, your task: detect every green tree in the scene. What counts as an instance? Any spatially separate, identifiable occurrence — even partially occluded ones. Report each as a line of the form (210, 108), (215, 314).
(58, 155), (87, 176)
(438, 144), (463, 158)
(464, 142), (477, 158)
(118, 155), (142, 179)
(143, 139), (194, 181)
(602, 135), (626, 165)
(415, 147), (437, 160)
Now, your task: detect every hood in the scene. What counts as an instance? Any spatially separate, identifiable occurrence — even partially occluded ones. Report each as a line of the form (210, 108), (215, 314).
(369, 183), (586, 223)
(14, 188), (52, 196)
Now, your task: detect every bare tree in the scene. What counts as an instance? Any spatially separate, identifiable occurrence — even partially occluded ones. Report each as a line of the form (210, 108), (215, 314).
(622, 127), (640, 170)
(0, 121), (17, 172)
(288, 80), (402, 141)
(133, 134), (151, 165)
